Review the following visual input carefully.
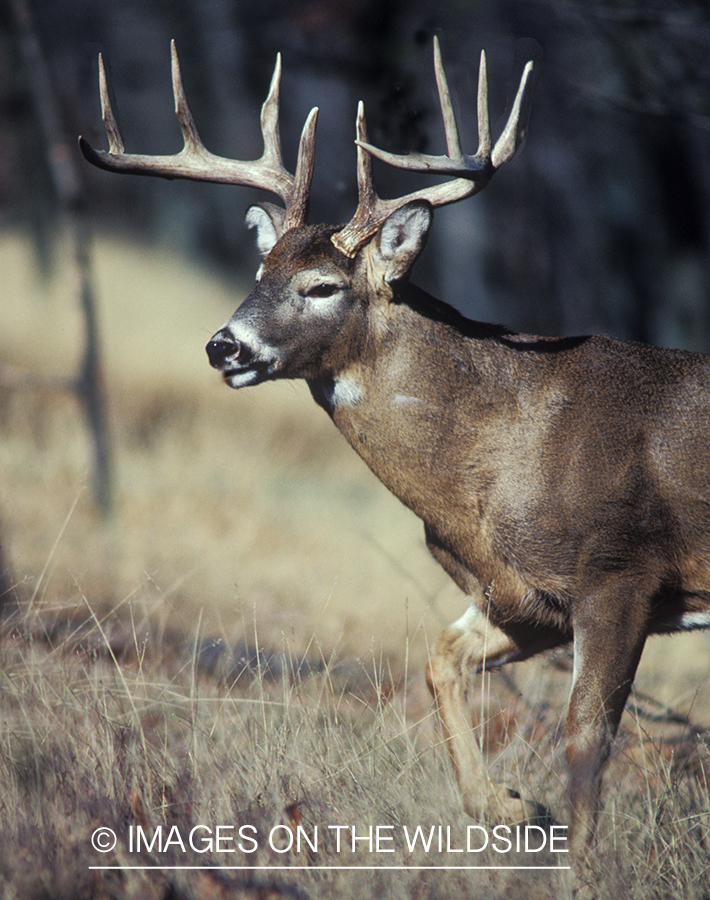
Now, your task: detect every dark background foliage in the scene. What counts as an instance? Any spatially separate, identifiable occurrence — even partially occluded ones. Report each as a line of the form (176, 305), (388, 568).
(3, 0), (710, 349)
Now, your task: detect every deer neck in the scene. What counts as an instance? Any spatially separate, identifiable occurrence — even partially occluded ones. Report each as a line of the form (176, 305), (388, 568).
(307, 283), (520, 527)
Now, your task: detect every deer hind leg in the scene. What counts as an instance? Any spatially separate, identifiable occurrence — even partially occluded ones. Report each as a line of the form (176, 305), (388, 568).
(426, 602), (562, 824)
(565, 596), (650, 856)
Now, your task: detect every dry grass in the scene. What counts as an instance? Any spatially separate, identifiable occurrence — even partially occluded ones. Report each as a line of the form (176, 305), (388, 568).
(2, 228), (710, 897)
(1, 603), (710, 899)
(0, 600), (561, 899)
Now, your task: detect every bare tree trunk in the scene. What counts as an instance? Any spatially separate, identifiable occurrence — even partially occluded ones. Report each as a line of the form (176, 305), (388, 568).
(8, 0), (113, 516)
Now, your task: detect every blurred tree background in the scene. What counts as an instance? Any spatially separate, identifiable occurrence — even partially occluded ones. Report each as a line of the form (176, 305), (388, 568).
(2, 0), (710, 350)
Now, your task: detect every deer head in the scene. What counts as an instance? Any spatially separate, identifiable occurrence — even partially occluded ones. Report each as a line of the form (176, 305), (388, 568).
(79, 39), (534, 392)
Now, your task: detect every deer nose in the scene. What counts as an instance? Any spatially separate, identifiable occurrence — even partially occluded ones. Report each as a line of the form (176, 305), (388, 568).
(206, 331), (242, 369)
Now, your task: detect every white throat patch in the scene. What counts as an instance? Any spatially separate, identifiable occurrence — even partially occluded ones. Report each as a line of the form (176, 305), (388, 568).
(332, 376), (363, 408)
(309, 374), (364, 411)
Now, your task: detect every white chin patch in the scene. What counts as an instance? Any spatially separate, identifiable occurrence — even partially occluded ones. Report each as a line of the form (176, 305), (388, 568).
(224, 368), (262, 389)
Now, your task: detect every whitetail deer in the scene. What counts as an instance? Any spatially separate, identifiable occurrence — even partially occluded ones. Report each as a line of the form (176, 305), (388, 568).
(80, 39), (710, 856)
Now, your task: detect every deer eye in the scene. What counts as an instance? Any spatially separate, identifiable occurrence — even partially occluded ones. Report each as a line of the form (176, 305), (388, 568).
(306, 282), (340, 299)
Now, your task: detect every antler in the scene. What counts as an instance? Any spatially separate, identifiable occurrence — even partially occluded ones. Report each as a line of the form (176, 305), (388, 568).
(331, 37), (535, 257)
(79, 40), (318, 231)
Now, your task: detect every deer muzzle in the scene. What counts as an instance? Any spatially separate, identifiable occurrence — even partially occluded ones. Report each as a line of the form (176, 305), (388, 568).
(205, 327), (276, 389)
(205, 331), (250, 370)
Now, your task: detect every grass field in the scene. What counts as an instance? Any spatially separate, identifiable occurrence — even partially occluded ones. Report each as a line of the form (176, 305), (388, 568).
(2, 228), (710, 898)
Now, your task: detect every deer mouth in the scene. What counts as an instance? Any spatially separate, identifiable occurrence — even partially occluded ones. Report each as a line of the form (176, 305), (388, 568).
(222, 358), (274, 388)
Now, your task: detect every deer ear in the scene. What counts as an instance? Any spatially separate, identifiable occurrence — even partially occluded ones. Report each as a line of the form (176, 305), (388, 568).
(246, 203), (286, 256)
(376, 200), (433, 284)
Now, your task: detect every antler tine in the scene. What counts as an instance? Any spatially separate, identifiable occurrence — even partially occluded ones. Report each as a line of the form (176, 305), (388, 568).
(432, 36), (463, 160)
(98, 53), (124, 155)
(260, 53), (285, 169)
(331, 102), (382, 256)
(170, 39), (204, 156)
(284, 106), (319, 231)
(354, 102), (375, 208)
(491, 59), (534, 169)
(80, 42), (319, 227)
(475, 50), (491, 160)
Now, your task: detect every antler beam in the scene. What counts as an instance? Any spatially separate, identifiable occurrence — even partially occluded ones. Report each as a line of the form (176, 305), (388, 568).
(79, 40), (318, 228)
(331, 37), (535, 257)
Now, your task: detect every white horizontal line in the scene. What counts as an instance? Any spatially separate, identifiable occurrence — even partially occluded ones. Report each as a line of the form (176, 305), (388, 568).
(89, 865), (570, 871)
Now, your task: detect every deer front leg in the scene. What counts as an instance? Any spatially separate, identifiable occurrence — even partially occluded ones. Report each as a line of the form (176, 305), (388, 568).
(426, 602), (558, 824)
(565, 595), (649, 856)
